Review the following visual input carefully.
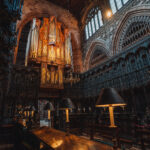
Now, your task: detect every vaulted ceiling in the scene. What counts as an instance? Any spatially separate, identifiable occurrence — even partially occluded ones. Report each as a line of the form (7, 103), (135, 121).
(46, 0), (109, 20)
(47, 0), (89, 19)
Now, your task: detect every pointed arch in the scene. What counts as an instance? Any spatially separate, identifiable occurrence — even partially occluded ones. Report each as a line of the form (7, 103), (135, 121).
(83, 39), (110, 71)
(111, 4), (150, 55)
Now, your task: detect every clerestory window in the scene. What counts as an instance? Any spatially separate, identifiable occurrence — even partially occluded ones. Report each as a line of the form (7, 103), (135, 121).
(109, 0), (129, 14)
(85, 7), (103, 40)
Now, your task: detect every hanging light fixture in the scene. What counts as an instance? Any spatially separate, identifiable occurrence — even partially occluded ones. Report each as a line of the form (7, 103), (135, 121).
(63, 69), (80, 86)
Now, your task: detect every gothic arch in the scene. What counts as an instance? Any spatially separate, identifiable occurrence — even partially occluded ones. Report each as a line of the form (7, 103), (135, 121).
(81, 1), (97, 30)
(112, 4), (150, 55)
(83, 39), (110, 71)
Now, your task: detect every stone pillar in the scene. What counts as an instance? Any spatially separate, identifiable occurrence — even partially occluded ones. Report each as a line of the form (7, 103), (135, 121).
(0, 0), (24, 121)
(72, 48), (83, 73)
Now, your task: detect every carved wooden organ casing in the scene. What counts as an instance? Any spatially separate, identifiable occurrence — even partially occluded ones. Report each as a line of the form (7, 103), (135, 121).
(26, 17), (72, 89)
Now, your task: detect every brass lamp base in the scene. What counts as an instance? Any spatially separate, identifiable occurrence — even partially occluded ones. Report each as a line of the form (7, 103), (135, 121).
(109, 125), (117, 128)
(109, 106), (117, 128)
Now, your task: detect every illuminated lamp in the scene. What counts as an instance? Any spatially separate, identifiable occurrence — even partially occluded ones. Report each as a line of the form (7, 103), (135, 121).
(59, 98), (75, 134)
(96, 88), (126, 128)
(44, 102), (55, 127)
(29, 106), (36, 118)
(24, 106), (30, 118)
(106, 10), (112, 18)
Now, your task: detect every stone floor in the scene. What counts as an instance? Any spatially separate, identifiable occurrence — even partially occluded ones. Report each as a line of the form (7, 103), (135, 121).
(0, 124), (15, 150)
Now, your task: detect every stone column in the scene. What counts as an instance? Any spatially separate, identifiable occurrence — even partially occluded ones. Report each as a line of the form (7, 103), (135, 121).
(0, 0), (24, 121)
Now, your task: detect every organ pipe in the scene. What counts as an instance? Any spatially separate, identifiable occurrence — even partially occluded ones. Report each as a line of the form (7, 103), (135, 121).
(26, 17), (73, 89)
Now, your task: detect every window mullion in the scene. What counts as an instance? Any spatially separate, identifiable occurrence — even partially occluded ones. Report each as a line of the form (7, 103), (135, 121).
(123, 0), (128, 4)
(90, 20), (93, 35)
(91, 18), (96, 33)
(87, 22), (90, 38)
(93, 16), (97, 32)
(84, 7), (104, 40)
(114, 0), (118, 10)
(121, 0), (124, 5)
(96, 12), (101, 29)
(88, 21), (92, 37)
(85, 24), (89, 40)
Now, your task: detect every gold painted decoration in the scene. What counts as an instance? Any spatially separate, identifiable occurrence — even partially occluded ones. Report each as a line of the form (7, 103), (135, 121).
(38, 38), (42, 57)
(55, 71), (58, 84)
(42, 41), (47, 57)
(47, 69), (51, 84)
(61, 44), (64, 61)
(59, 69), (63, 85)
(51, 71), (55, 84)
(48, 46), (51, 62)
(56, 47), (60, 58)
(43, 18), (49, 41)
(27, 17), (73, 89)
(48, 46), (55, 62)
(49, 16), (56, 45)
(41, 65), (46, 84)
(56, 22), (61, 45)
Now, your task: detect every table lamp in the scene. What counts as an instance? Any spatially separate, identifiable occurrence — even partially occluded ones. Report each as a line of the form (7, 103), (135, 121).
(24, 106), (30, 118)
(96, 88), (126, 128)
(29, 106), (36, 117)
(44, 102), (55, 127)
(59, 98), (75, 122)
(59, 98), (75, 134)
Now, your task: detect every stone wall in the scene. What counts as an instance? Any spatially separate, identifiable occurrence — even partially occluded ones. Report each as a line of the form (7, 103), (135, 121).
(82, 0), (150, 72)
(0, 0), (24, 120)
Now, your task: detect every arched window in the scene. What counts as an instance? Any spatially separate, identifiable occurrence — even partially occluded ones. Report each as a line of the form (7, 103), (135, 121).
(109, 0), (129, 14)
(122, 21), (150, 49)
(85, 7), (103, 40)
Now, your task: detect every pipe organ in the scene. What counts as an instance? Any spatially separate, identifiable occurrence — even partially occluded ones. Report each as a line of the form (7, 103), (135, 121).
(26, 17), (72, 89)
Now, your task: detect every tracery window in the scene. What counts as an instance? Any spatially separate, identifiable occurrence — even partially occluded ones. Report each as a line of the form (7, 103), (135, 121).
(109, 0), (129, 14)
(85, 7), (103, 40)
(122, 22), (150, 49)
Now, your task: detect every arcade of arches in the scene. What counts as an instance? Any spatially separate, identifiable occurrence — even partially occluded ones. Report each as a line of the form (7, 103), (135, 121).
(1, 0), (150, 150)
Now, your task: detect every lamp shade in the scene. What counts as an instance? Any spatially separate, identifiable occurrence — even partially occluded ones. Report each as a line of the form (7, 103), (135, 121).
(96, 88), (126, 107)
(59, 98), (75, 110)
(44, 102), (55, 111)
